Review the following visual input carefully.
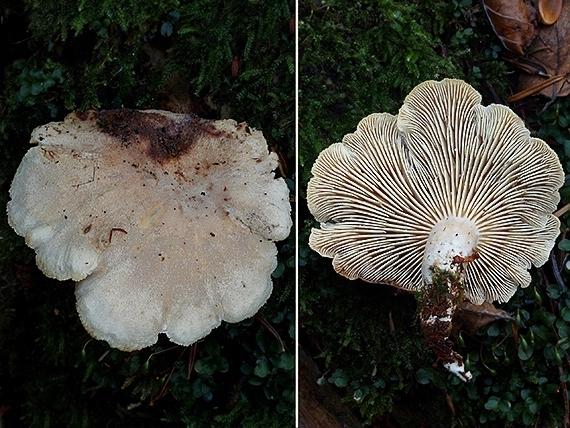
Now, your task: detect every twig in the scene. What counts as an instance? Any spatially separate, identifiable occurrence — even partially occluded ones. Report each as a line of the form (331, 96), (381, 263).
(561, 255), (569, 275)
(550, 251), (566, 289)
(150, 347), (186, 406)
(554, 203), (570, 218)
(507, 74), (568, 103)
(187, 343), (197, 380)
(560, 365), (570, 428)
(255, 313), (285, 352)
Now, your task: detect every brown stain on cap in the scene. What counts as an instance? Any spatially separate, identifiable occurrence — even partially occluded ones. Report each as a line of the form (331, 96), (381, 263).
(94, 109), (221, 164)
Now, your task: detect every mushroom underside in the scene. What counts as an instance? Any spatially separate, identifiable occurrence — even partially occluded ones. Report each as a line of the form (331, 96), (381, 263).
(307, 79), (564, 381)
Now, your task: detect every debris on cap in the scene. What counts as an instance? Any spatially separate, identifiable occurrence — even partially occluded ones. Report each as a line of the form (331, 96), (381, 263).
(7, 109), (292, 351)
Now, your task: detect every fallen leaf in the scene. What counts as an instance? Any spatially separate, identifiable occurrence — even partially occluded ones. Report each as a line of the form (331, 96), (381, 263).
(515, 1), (570, 99)
(452, 301), (513, 338)
(483, 0), (537, 55)
(231, 55), (239, 78)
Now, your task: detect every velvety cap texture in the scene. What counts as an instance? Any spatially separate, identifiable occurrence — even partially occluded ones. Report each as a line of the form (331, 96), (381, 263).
(8, 109), (292, 351)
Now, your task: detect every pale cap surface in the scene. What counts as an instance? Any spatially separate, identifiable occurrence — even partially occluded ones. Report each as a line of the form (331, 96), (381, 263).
(8, 109), (292, 350)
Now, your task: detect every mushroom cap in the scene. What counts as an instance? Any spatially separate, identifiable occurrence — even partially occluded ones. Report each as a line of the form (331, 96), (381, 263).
(308, 79), (563, 305)
(7, 109), (292, 351)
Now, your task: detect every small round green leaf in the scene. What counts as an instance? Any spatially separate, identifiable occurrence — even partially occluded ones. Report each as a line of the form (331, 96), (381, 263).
(161, 22), (173, 37)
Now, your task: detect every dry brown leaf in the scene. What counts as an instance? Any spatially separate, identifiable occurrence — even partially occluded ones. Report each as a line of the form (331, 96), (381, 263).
(538, 0), (563, 25)
(483, 0), (537, 55)
(452, 301), (513, 338)
(516, 1), (570, 99)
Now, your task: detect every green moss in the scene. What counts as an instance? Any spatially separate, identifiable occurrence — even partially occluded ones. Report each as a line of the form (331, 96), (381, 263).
(299, 251), (428, 424)
(298, 0), (508, 184)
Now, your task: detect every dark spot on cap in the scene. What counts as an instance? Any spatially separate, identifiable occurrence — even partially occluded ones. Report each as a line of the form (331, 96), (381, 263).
(75, 111), (93, 121)
(95, 109), (223, 164)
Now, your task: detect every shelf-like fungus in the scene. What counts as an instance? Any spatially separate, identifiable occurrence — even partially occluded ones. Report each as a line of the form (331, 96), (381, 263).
(7, 109), (292, 351)
(307, 79), (563, 381)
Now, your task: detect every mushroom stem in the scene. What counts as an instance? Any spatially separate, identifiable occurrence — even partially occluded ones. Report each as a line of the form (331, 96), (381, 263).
(420, 217), (480, 382)
(421, 217), (480, 283)
(419, 268), (472, 382)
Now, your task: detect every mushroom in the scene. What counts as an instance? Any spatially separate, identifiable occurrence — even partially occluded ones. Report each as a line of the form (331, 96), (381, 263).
(307, 79), (563, 381)
(7, 109), (292, 351)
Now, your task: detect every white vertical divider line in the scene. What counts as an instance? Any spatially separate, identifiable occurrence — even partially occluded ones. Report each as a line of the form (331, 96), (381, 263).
(294, 0), (300, 425)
